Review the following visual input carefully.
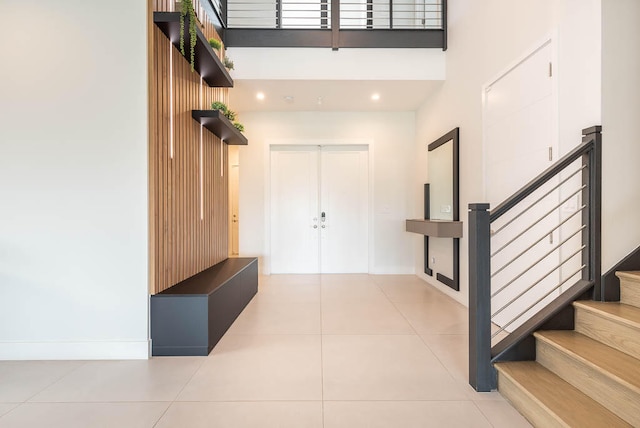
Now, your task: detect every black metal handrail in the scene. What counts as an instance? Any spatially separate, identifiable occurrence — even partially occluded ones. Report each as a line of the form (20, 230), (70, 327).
(222, 0), (447, 48)
(468, 126), (602, 392)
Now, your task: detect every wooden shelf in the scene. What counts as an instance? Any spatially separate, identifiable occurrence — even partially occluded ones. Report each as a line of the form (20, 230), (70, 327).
(192, 110), (248, 145)
(405, 219), (463, 238)
(153, 12), (233, 88)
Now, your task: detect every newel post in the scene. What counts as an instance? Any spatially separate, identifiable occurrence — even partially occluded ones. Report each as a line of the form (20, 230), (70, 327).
(468, 203), (495, 391)
(582, 126), (602, 300)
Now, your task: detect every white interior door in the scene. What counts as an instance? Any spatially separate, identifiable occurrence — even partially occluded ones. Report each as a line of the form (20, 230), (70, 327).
(270, 146), (320, 273)
(483, 40), (561, 332)
(320, 146), (369, 273)
(270, 145), (368, 274)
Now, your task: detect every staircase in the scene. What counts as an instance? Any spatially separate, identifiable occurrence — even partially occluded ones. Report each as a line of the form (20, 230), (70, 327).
(495, 271), (640, 427)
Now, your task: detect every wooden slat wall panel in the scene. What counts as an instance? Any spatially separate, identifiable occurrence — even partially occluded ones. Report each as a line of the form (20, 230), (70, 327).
(149, 11), (230, 294)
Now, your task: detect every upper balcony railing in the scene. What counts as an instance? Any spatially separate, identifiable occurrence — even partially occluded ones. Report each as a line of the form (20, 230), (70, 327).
(211, 0), (447, 49)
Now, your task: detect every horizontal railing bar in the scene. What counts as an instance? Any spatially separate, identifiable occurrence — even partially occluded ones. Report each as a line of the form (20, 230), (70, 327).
(491, 185), (586, 258)
(491, 264), (586, 339)
(340, 17), (441, 20)
(491, 244), (586, 318)
(490, 139), (594, 222)
(491, 228), (586, 300)
(492, 165), (586, 236)
(491, 206), (586, 279)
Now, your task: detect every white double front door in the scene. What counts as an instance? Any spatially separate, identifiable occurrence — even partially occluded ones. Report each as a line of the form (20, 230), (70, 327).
(270, 145), (369, 274)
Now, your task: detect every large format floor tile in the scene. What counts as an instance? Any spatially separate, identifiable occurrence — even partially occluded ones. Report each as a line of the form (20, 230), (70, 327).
(372, 275), (442, 303)
(178, 335), (322, 401)
(323, 401), (493, 428)
(395, 300), (468, 335)
(322, 335), (468, 400)
(0, 274), (531, 427)
(321, 281), (388, 302)
(321, 299), (414, 335)
(0, 403), (169, 428)
(0, 361), (84, 402)
(226, 299), (321, 335)
(474, 400), (533, 427)
(421, 334), (469, 381)
(155, 401), (323, 428)
(257, 276), (321, 303)
(30, 358), (204, 402)
(0, 404), (18, 418)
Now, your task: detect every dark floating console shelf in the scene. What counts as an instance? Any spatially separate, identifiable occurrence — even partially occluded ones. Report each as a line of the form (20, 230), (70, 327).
(153, 12), (233, 88)
(405, 219), (463, 238)
(192, 110), (248, 145)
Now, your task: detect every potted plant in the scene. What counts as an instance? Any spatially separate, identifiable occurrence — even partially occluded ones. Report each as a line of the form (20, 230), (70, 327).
(208, 38), (222, 52)
(210, 102), (245, 133)
(223, 56), (234, 71)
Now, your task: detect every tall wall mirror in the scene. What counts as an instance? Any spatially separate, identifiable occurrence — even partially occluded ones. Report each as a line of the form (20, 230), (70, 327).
(426, 128), (460, 290)
(428, 138), (455, 220)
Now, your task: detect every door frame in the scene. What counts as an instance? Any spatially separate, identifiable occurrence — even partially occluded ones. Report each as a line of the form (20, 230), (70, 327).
(481, 32), (563, 329)
(264, 138), (374, 275)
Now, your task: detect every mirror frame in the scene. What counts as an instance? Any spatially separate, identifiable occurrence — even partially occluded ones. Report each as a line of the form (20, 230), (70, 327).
(424, 127), (460, 291)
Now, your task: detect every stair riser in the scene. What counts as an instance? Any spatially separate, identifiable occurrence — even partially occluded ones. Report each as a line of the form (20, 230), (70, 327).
(537, 340), (640, 426)
(497, 371), (564, 428)
(620, 278), (640, 309)
(575, 308), (640, 360)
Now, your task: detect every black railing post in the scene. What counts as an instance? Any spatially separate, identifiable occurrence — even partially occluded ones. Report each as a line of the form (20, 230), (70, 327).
(321, 0), (328, 29)
(469, 203), (495, 391)
(582, 126), (602, 300)
(276, 0), (282, 28)
(389, 0), (393, 29)
(331, 0), (339, 49)
(442, 0), (447, 51)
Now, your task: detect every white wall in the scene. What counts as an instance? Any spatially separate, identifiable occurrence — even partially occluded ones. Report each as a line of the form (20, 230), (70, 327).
(238, 111), (416, 274)
(413, 0), (602, 305)
(228, 48), (445, 81)
(0, 0), (149, 359)
(601, 0), (640, 270)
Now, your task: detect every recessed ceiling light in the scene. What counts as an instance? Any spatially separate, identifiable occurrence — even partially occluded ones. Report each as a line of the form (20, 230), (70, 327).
(371, 93), (380, 101)
(256, 92), (265, 100)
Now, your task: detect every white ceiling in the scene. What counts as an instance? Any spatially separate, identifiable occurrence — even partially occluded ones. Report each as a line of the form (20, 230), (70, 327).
(228, 79), (444, 113)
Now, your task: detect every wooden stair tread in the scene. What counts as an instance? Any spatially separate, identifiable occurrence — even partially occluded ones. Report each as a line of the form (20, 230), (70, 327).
(574, 301), (640, 327)
(534, 330), (640, 392)
(616, 271), (640, 282)
(495, 361), (631, 427)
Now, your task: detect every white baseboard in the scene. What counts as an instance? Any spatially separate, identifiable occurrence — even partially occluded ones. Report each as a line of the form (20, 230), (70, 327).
(0, 340), (150, 360)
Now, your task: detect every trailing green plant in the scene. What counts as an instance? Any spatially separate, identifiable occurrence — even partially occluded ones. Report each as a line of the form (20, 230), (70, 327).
(179, 0), (198, 72)
(208, 38), (222, 52)
(211, 101), (228, 113)
(223, 56), (234, 70)
(233, 122), (245, 133)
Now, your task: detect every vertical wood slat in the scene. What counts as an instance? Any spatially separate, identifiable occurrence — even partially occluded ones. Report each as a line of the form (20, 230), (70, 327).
(149, 16), (229, 294)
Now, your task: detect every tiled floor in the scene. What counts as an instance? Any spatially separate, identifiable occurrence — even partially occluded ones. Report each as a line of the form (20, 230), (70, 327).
(0, 274), (532, 427)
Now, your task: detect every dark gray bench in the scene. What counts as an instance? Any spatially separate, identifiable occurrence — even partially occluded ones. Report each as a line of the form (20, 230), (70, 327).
(150, 257), (258, 356)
